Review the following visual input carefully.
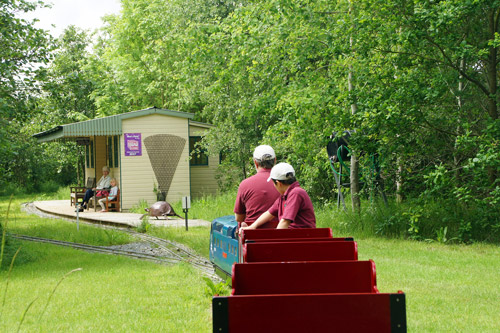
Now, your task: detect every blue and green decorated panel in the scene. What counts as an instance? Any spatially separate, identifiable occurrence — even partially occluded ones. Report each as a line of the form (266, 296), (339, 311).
(210, 215), (239, 276)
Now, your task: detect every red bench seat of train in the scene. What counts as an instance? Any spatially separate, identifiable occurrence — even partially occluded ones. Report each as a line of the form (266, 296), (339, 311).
(213, 292), (407, 332)
(232, 260), (378, 295)
(242, 240), (358, 263)
(244, 236), (353, 244)
(240, 228), (334, 244)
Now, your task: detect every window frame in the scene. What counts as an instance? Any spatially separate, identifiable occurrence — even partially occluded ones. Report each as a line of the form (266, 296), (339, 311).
(189, 136), (209, 166)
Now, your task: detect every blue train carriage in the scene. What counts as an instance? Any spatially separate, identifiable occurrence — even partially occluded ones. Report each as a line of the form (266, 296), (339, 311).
(209, 215), (239, 279)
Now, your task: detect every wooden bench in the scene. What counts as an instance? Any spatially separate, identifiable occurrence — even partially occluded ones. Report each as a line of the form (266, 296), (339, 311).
(231, 260), (378, 295)
(103, 189), (120, 212)
(213, 292), (407, 332)
(70, 177), (95, 206)
(242, 240), (358, 263)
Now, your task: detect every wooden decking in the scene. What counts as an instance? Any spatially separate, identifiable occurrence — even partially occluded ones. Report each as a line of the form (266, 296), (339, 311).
(33, 200), (210, 228)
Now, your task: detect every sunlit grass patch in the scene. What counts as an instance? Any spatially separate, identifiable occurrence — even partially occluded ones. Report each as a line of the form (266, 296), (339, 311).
(148, 226), (210, 258)
(357, 238), (500, 332)
(0, 242), (211, 332)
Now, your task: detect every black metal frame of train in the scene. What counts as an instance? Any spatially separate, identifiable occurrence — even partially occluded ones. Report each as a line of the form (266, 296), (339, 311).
(209, 216), (407, 332)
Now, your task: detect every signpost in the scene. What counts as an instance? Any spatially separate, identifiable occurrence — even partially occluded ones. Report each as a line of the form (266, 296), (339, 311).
(182, 196), (191, 231)
(76, 203), (81, 231)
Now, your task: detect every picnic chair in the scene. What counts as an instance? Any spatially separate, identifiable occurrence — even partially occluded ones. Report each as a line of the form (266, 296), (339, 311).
(70, 177), (95, 206)
(104, 189), (120, 212)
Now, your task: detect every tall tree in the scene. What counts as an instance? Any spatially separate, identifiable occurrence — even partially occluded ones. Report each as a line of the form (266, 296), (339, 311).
(0, 0), (53, 192)
(39, 26), (96, 123)
(0, 0), (52, 115)
(91, 0), (240, 116)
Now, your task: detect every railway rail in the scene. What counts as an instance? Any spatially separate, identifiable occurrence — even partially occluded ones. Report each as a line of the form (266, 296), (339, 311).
(19, 202), (220, 281)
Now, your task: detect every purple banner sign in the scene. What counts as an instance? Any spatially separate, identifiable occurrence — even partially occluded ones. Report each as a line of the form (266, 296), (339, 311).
(124, 133), (142, 156)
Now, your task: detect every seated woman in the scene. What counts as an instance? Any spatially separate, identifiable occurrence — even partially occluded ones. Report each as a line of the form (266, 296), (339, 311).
(77, 166), (111, 212)
(98, 178), (118, 212)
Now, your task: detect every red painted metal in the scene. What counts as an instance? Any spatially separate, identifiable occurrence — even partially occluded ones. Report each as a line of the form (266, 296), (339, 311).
(213, 293), (406, 332)
(242, 240), (358, 263)
(245, 236), (350, 243)
(215, 225), (406, 332)
(231, 260), (378, 296)
(240, 228), (333, 244)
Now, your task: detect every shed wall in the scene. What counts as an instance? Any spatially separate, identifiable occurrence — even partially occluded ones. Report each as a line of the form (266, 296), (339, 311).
(189, 124), (219, 198)
(121, 114), (190, 209)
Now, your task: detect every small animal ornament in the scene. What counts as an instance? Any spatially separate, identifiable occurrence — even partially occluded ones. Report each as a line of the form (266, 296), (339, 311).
(142, 201), (182, 220)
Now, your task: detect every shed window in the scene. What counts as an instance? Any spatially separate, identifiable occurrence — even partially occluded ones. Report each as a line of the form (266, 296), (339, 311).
(107, 136), (120, 168)
(108, 137), (113, 168)
(189, 136), (208, 166)
(113, 136), (119, 167)
(86, 140), (95, 168)
(86, 144), (90, 168)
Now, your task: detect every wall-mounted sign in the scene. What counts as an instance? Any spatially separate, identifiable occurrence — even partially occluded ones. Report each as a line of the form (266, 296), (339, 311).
(124, 133), (142, 156)
(76, 138), (90, 146)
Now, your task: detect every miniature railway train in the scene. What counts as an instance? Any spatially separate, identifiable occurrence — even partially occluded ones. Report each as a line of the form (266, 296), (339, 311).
(209, 215), (407, 332)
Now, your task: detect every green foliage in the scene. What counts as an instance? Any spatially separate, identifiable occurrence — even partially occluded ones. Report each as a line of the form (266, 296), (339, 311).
(137, 216), (151, 234)
(2, 0), (500, 238)
(0, 0), (53, 115)
(129, 199), (150, 214)
(316, 196), (499, 244)
(202, 277), (230, 297)
(0, 24), (91, 194)
(0, 0), (57, 194)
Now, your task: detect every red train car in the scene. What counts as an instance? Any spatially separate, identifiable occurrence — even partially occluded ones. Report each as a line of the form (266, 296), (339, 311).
(213, 227), (407, 332)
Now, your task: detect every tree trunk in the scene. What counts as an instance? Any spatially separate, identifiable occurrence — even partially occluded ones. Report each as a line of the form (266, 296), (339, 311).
(348, 0), (361, 212)
(487, 9), (499, 183)
(396, 158), (403, 203)
(348, 21), (361, 212)
(487, 10), (499, 120)
(350, 154), (361, 211)
(454, 58), (465, 180)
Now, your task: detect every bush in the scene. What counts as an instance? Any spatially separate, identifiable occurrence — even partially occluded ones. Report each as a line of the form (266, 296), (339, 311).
(316, 195), (500, 244)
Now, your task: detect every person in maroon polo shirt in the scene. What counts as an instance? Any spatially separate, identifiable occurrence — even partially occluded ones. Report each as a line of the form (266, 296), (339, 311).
(234, 145), (280, 228)
(240, 162), (316, 229)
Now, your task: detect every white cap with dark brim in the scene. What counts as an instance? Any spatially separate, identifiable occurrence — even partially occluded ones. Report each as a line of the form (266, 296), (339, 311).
(253, 145), (276, 161)
(267, 162), (295, 182)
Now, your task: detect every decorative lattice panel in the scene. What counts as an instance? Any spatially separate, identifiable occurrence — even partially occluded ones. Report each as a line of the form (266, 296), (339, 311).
(144, 134), (187, 196)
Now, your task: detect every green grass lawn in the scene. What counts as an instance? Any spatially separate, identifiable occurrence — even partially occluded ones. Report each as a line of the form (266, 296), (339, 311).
(357, 238), (500, 332)
(1, 194), (133, 247)
(2, 191), (500, 331)
(0, 242), (211, 332)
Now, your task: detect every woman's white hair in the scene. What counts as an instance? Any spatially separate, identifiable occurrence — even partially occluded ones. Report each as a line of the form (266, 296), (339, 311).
(102, 166), (110, 172)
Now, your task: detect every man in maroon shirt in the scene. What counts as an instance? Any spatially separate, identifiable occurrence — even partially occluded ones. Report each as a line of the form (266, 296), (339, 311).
(240, 162), (316, 229)
(234, 145), (280, 227)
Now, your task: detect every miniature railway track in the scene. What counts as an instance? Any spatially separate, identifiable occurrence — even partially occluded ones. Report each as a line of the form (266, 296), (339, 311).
(129, 231), (215, 273)
(19, 203), (220, 281)
(10, 234), (181, 264)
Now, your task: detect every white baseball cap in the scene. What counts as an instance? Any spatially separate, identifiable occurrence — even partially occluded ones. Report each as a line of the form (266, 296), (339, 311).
(253, 145), (276, 161)
(267, 162), (295, 182)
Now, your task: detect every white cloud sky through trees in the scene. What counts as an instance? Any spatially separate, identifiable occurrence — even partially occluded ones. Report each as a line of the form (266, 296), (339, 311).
(22, 0), (122, 37)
